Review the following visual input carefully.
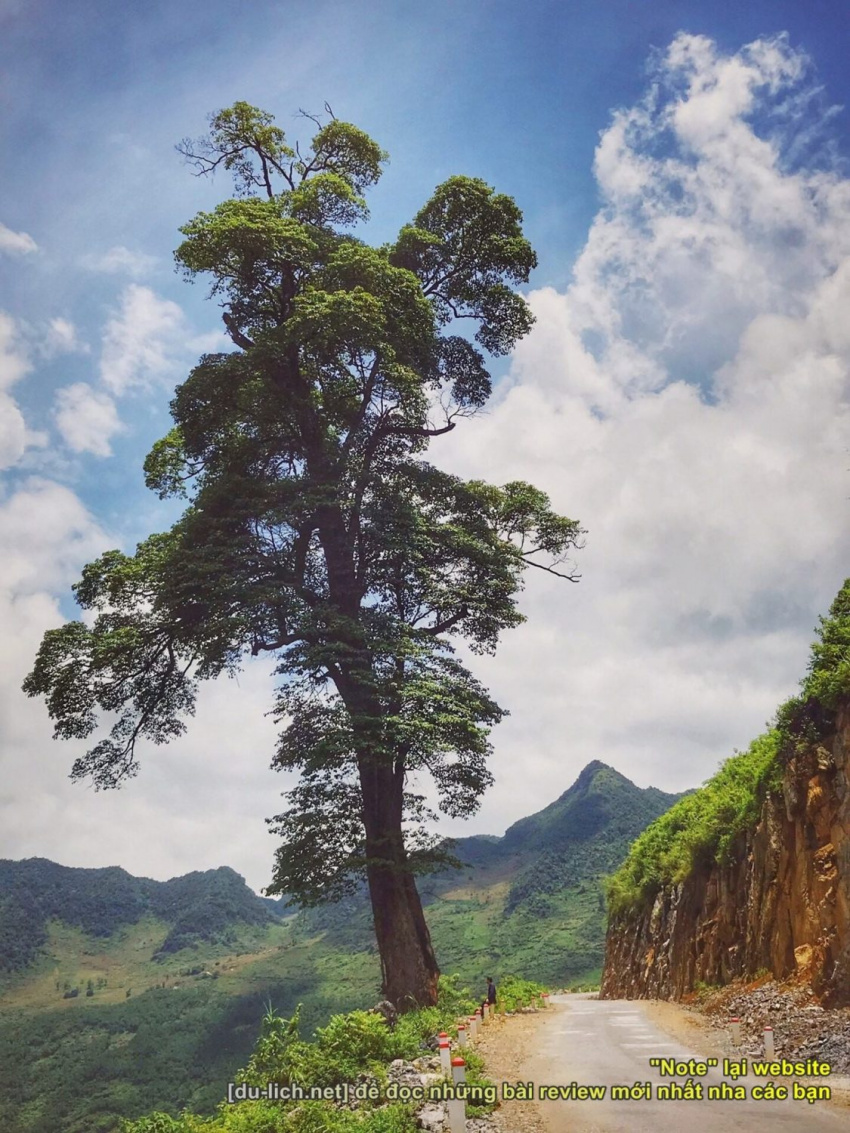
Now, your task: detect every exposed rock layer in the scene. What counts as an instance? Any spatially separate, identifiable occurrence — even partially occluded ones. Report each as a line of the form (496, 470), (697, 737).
(601, 706), (850, 1003)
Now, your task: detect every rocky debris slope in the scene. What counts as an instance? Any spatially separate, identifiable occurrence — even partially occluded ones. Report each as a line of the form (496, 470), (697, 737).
(602, 704), (850, 1003)
(693, 978), (850, 1073)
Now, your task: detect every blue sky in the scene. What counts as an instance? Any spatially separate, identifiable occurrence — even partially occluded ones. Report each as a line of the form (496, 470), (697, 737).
(3, 1), (850, 889)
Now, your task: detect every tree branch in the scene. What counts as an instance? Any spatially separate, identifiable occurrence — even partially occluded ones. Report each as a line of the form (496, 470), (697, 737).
(251, 634), (303, 655)
(421, 607), (469, 636)
(523, 557), (581, 582)
(223, 313), (255, 351)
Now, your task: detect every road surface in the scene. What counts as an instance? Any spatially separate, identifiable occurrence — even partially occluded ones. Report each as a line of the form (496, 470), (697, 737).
(518, 994), (850, 1131)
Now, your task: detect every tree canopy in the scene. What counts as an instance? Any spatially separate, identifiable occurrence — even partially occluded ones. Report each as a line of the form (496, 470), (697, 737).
(24, 103), (583, 1004)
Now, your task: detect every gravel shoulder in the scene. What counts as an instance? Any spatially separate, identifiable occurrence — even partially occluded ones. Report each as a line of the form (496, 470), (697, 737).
(474, 1010), (550, 1133)
(646, 984), (850, 1112)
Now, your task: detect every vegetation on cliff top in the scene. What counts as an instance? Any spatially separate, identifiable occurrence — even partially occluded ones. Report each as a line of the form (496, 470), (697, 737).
(608, 578), (850, 917)
(606, 730), (781, 915)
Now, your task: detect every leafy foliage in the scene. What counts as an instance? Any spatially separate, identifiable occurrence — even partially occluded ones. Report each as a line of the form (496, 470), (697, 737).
(0, 763), (670, 1131)
(774, 577), (850, 758)
(118, 978), (493, 1133)
(492, 974), (546, 1013)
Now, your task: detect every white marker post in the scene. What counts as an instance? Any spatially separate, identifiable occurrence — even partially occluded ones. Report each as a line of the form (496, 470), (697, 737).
(446, 1057), (468, 1133)
(438, 1032), (451, 1075)
(451, 1056), (467, 1086)
(730, 1017), (742, 1046)
(468, 1013), (479, 1040)
(764, 1027), (775, 1058)
(457, 1022), (468, 1048)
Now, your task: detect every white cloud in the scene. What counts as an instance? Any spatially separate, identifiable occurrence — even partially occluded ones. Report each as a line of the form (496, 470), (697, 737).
(54, 382), (123, 456)
(99, 284), (187, 394)
(46, 284), (224, 461)
(0, 220), (37, 256)
(435, 31), (850, 831)
(0, 474), (285, 890)
(0, 311), (31, 469)
(82, 245), (157, 278)
(0, 310), (30, 390)
(44, 317), (88, 357)
(7, 32), (850, 892)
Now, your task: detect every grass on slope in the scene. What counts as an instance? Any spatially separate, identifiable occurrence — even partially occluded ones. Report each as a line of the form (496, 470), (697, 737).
(118, 975), (534, 1133)
(607, 730), (782, 916)
(608, 576), (850, 918)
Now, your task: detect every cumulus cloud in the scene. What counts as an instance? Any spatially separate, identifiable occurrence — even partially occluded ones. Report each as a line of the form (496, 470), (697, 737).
(97, 283), (227, 396)
(45, 284), (225, 461)
(54, 382), (123, 456)
(0, 311), (31, 468)
(43, 317), (88, 357)
(99, 284), (188, 394)
(436, 32), (850, 829)
(81, 245), (157, 277)
(8, 32), (850, 890)
(0, 220), (37, 256)
(0, 477), (283, 890)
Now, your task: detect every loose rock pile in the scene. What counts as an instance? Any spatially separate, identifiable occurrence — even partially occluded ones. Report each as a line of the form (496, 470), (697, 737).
(697, 979), (850, 1072)
(378, 1057), (499, 1132)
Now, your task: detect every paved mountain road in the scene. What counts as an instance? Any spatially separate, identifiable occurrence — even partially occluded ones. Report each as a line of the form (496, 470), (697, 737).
(514, 995), (850, 1132)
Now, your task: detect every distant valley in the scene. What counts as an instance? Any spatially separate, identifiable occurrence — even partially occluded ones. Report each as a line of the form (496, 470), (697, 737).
(0, 761), (680, 1133)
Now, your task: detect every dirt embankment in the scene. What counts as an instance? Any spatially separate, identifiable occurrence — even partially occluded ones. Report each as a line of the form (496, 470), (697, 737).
(474, 1011), (549, 1133)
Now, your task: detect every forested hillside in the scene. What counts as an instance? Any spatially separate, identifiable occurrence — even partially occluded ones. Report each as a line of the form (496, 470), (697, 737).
(0, 860), (285, 975)
(0, 762), (680, 1132)
(303, 761), (682, 985)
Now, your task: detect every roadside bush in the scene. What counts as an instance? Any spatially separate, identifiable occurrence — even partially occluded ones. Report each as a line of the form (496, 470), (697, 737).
(494, 974), (546, 1013)
(122, 1102), (419, 1132)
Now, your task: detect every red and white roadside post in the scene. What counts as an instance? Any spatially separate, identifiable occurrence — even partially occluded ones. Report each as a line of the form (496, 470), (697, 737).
(730, 1017), (742, 1046)
(468, 1013), (479, 1040)
(457, 1022), (468, 1048)
(764, 1026), (775, 1058)
(438, 1032), (451, 1075)
(542, 993), (550, 1008)
(447, 1057), (466, 1133)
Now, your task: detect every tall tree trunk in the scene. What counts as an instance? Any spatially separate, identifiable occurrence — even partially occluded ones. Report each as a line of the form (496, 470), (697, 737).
(359, 759), (440, 1008)
(317, 505), (439, 1008)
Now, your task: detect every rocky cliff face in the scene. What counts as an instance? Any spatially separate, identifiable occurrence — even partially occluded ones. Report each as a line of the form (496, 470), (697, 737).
(601, 704), (850, 1004)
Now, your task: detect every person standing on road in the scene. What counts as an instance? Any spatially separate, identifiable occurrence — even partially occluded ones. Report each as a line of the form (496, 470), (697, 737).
(481, 976), (497, 1018)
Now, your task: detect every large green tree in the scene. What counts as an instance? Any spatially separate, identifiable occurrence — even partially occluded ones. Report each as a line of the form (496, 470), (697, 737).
(24, 104), (583, 1008)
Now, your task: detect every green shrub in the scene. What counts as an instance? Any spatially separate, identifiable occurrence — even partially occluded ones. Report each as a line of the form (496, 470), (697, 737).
(493, 974), (546, 1013)
(122, 1101), (419, 1132)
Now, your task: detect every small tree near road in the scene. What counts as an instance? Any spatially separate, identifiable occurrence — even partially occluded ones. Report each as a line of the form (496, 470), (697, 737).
(24, 103), (583, 1008)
